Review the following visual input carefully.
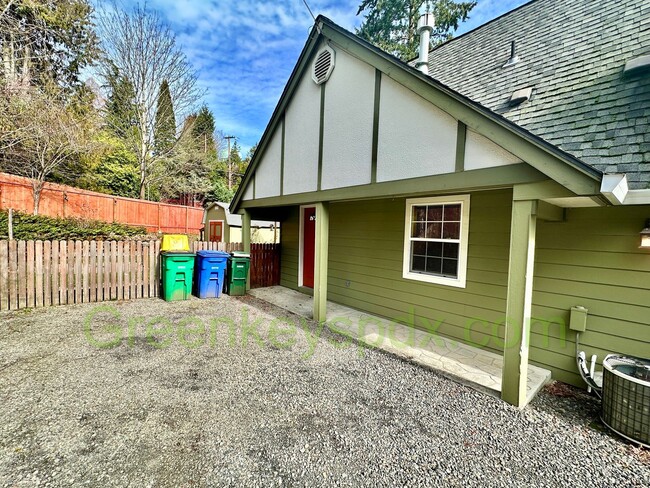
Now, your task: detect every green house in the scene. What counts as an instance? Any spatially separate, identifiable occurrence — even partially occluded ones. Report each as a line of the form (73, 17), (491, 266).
(230, 0), (650, 407)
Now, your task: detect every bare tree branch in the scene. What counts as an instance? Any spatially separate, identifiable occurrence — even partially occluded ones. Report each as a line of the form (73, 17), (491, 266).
(0, 86), (99, 214)
(96, 2), (204, 199)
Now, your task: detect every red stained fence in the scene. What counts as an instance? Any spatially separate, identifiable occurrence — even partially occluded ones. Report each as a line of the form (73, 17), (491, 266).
(249, 243), (281, 289)
(0, 240), (280, 311)
(0, 172), (204, 234)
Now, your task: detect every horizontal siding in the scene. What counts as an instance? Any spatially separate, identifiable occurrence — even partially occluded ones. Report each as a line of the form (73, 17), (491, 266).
(327, 189), (513, 355)
(530, 204), (650, 387)
(280, 207), (299, 290)
(276, 196), (650, 390)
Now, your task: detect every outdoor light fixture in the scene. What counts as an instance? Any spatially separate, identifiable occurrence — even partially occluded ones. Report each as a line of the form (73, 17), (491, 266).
(640, 219), (650, 248)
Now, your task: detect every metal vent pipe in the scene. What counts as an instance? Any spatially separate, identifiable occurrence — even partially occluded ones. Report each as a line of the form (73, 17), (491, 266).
(416, 13), (435, 75)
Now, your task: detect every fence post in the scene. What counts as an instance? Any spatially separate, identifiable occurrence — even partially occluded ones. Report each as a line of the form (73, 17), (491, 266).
(157, 203), (161, 233)
(185, 206), (189, 233)
(8, 208), (13, 240)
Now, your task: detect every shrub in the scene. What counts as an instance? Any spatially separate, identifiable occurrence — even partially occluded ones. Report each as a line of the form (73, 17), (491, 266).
(0, 210), (149, 241)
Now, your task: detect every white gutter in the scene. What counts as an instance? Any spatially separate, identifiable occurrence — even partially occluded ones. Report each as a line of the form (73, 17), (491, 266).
(623, 189), (650, 205)
(600, 174), (650, 205)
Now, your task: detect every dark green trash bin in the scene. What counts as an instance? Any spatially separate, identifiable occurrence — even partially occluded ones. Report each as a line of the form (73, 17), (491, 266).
(161, 251), (196, 301)
(226, 252), (250, 296)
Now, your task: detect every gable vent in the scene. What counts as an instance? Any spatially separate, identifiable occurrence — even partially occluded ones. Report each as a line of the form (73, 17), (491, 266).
(312, 46), (335, 85)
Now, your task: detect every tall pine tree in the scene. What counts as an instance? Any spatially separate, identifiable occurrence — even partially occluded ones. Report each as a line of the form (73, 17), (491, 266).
(104, 65), (138, 139)
(356, 0), (476, 61)
(153, 79), (176, 155)
(1, 0), (98, 90)
(192, 105), (216, 153)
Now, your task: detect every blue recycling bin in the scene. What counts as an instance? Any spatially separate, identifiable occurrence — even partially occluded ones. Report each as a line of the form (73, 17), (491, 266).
(195, 250), (230, 299)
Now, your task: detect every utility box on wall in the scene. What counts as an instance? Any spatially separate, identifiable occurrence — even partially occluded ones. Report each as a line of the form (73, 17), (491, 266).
(569, 306), (588, 332)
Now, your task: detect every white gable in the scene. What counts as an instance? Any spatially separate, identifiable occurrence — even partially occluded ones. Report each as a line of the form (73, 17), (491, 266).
(321, 48), (375, 190)
(254, 125), (282, 198)
(283, 65), (320, 195)
(464, 129), (523, 170)
(377, 75), (457, 182)
(239, 40), (532, 205)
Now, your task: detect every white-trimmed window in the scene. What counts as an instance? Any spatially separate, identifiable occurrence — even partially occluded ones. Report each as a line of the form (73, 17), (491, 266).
(403, 195), (470, 288)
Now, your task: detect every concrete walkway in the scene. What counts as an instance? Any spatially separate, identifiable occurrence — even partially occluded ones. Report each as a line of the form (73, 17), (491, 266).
(249, 286), (551, 407)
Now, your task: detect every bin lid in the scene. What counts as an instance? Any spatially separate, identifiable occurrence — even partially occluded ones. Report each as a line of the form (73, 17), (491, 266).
(230, 251), (250, 258)
(197, 250), (230, 258)
(160, 251), (196, 257)
(160, 234), (190, 252)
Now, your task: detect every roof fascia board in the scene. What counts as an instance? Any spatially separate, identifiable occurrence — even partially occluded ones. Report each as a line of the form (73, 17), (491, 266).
(239, 163), (546, 209)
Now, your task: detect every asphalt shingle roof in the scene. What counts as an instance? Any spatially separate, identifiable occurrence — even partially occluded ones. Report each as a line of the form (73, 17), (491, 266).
(425, 0), (650, 189)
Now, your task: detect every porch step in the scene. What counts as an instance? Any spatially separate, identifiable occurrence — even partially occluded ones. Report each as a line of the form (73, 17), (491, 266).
(249, 286), (552, 407)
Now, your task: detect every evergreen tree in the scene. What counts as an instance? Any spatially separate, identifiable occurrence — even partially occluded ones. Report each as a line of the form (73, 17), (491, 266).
(192, 105), (216, 153)
(153, 79), (176, 155)
(104, 65), (138, 139)
(356, 0), (476, 61)
(1, 0), (98, 90)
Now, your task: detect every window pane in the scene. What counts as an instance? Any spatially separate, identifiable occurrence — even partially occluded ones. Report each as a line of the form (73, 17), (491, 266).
(426, 257), (442, 274)
(427, 205), (443, 221)
(412, 241), (427, 255)
(444, 204), (461, 221)
(412, 255), (426, 272)
(443, 222), (460, 239)
(411, 223), (426, 238)
(413, 206), (427, 221)
(427, 241), (443, 257)
(426, 222), (442, 239)
(443, 242), (459, 259)
(442, 258), (458, 277)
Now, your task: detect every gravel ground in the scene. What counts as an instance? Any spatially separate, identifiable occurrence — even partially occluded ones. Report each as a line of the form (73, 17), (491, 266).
(0, 295), (648, 487)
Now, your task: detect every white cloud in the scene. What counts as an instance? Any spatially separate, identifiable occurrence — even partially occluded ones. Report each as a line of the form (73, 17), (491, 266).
(93, 0), (522, 153)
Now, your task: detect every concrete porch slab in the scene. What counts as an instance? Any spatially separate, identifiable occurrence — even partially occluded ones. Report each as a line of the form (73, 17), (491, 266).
(249, 286), (551, 407)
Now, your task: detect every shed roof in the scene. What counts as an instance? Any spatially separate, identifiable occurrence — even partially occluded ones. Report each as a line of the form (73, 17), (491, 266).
(423, 0), (650, 188)
(205, 202), (276, 228)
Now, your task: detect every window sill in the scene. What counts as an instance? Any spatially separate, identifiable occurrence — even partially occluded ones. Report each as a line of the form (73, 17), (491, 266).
(402, 271), (467, 288)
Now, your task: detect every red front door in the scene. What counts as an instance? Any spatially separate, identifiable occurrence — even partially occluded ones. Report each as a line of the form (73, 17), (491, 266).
(302, 207), (316, 288)
(209, 221), (223, 242)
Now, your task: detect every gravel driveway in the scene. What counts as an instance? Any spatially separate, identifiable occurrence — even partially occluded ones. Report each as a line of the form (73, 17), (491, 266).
(1, 295), (648, 487)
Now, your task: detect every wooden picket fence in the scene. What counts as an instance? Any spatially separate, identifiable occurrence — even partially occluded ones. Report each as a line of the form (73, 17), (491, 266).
(250, 243), (281, 289)
(0, 240), (279, 311)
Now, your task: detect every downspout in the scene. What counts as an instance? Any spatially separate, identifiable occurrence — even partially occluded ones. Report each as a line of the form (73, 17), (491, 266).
(600, 173), (650, 205)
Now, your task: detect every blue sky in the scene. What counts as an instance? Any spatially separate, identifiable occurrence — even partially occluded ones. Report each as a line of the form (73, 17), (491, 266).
(140, 0), (530, 155)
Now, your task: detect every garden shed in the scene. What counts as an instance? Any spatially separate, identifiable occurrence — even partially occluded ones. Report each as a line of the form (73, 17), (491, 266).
(202, 202), (278, 243)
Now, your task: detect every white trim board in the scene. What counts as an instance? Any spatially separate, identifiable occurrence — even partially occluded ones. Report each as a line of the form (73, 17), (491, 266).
(402, 195), (471, 288)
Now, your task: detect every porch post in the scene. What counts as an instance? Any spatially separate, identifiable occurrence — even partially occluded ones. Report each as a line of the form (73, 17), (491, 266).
(501, 199), (537, 408)
(242, 209), (252, 291)
(313, 202), (329, 323)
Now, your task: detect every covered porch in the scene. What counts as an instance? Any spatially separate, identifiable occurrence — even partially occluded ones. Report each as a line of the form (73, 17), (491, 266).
(249, 285), (552, 407)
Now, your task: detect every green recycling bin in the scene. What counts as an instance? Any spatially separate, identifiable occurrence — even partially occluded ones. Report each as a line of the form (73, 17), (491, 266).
(226, 252), (250, 296)
(161, 251), (196, 301)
